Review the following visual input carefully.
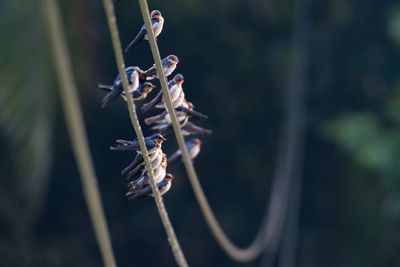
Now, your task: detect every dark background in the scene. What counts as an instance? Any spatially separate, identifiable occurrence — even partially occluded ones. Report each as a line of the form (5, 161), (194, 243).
(2, 0), (400, 266)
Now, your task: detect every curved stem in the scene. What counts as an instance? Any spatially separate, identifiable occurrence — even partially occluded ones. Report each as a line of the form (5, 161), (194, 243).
(41, 1), (117, 267)
(138, 0), (308, 262)
(102, 1), (188, 266)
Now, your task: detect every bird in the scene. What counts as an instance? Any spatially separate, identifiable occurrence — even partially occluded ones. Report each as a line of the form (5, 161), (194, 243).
(124, 150), (164, 180)
(168, 138), (202, 163)
(110, 134), (166, 153)
(125, 10), (164, 52)
(126, 173), (173, 200)
(99, 81), (155, 104)
(98, 66), (143, 108)
(143, 55), (179, 80)
(121, 148), (163, 176)
(126, 153), (167, 189)
(142, 73), (185, 113)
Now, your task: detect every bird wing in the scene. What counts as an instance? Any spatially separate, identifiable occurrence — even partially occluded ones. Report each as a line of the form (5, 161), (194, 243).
(121, 153), (143, 175)
(126, 164), (146, 180)
(125, 27), (146, 52)
(126, 185), (152, 200)
(142, 91), (163, 113)
(110, 139), (139, 151)
(185, 108), (209, 120)
(143, 65), (157, 80)
(101, 87), (123, 108)
(182, 121), (213, 136)
(144, 111), (168, 125)
(97, 84), (113, 92)
(167, 149), (182, 164)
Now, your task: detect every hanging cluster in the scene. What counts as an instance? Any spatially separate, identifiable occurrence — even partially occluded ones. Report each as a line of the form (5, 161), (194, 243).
(99, 9), (211, 200)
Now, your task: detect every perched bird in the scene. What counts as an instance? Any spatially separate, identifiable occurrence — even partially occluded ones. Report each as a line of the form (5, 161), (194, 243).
(143, 55), (179, 80)
(99, 81), (155, 104)
(121, 148), (163, 176)
(98, 66), (142, 108)
(142, 73), (185, 113)
(144, 101), (206, 126)
(110, 133), (166, 153)
(168, 138), (202, 163)
(125, 10), (164, 52)
(127, 153), (167, 189)
(124, 150), (164, 180)
(126, 173), (173, 200)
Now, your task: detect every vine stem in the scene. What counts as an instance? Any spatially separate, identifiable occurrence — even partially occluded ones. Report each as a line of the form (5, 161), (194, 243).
(138, 0), (307, 262)
(102, 0), (189, 266)
(41, 1), (117, 267)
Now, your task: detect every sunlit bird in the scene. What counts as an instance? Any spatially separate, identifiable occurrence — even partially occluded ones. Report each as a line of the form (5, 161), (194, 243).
(125, 10), (164, 52)
(127, 153), (167, 189)
(99, 81), (155, 106)
(98, 66), (145, 108)
(121, 148), (163, 176)
(143, 55), (179, 80)
(144, 102), (208, 126)
(126, 173), (173, 200)
(110, 133), (166, 153)
(142, 73), (185, 113)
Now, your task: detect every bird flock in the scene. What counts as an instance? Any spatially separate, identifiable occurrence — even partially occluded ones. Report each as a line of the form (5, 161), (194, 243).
(99, 9), (211, 200)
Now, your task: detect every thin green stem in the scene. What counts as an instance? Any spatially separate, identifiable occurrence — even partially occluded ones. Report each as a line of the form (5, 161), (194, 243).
(102, 1), (188, 266)
(41, 1), (117, 267)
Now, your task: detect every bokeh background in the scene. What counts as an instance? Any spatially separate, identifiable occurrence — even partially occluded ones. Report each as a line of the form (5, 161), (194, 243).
(2, 0), (400, 266)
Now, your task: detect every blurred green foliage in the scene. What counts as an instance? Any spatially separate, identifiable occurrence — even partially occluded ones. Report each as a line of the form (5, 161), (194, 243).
(0, 0), (54, 239)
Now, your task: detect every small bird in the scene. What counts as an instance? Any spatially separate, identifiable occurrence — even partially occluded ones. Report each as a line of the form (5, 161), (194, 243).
(168, 138), (202, 163)
(145, 101), (205, 126)
(124, 150), (164, 180)
(126, 173), (173, 200)
(99, 66), (142, 108)
(110, 134), (166, 153)
(127, 153), (167, 189)
(125, 10), (164, 52)
(121, 148), (163, 176)
(99, 81), (155, 104)
(146, 101), (209, 135)
(143, 55), (179, 80)
(142, 73), (184, 113)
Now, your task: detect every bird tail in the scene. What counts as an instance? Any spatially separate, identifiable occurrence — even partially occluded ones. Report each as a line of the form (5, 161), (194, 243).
(126, 166), (145, 181)
(144, 114), (163, 125)
(183, 122), (213, 136)
(101, 89), (121, 108)
(126, 187), (151, 200)
(125, 31), (145, 52)
(121, 156), (143, 175)
(110, 140), (136, 151)
(141, 91), (163, 113)
(143, 66), (157, 80)
(98, 84), (113, 92)
(167, 150), (182, 164)
(187, 109), (208, 120)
